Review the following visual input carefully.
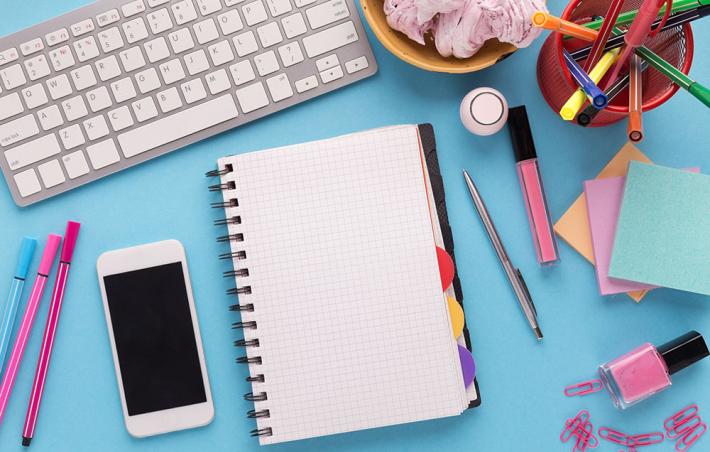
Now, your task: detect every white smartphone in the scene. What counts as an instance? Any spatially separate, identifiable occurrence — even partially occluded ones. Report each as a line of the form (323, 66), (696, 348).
(97, 240), (214, 438)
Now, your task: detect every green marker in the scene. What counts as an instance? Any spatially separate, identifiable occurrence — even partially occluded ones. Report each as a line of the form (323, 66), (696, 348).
(634, 46), (710, 108)
(581, 0), (710, 30)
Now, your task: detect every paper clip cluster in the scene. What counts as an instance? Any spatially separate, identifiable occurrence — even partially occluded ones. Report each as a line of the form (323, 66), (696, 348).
(561, 410), (598, 451)
(564, 379), (604, 397)
(664, 404), (707, 451)
(598, 427), (664, 451)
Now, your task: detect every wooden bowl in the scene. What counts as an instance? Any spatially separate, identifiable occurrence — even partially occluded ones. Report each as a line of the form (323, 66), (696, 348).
(360, 0), (518, 73)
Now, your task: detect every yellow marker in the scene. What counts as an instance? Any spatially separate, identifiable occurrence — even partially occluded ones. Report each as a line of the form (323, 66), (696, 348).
(532, 11), (598, 41)
(560, 48), (620, 120)
(447, 297), (465, 339)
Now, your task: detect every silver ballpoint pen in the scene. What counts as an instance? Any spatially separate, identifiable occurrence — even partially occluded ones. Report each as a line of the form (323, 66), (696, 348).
(463, 170), (543, 341)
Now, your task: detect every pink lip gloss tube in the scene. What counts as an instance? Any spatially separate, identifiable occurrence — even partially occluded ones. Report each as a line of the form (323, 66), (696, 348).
(599, 331), (708, 410)
(507, 106), (559, 266)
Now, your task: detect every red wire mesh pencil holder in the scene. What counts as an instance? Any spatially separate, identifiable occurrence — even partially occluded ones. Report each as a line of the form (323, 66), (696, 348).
(536, 0), (695, 126)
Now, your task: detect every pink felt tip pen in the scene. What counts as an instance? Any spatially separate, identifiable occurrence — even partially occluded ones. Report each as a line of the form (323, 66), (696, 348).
(22, 222), (80, 447)
(507, 106), (559, 266)
(0, 235), (60, 426)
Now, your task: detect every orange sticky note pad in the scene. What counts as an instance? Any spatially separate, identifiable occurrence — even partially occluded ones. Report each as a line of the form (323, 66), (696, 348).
(553, 143), (652, 302)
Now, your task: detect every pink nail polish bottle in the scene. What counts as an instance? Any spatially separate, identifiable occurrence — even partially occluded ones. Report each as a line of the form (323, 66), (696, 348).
(599, 331), (709, 410)
(507, 106), (559, 266)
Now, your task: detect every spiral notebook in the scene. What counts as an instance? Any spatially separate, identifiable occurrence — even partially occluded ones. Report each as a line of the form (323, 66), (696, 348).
(209, 124), (479, 445)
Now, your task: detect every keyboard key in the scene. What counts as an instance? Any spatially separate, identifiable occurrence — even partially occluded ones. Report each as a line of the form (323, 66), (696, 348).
(20, 38), (44, 57)
(233, 31), (258, 57)
(111, 77), (138, 103)
(132, 97), (158, 122)
(118, 94), (238, 158)
(108, 106), (134, 131)
(0, 93), (23, 121)
(345, 56), (368, 73)
(295, 0), (316, 6)
(71, 65), (98, 91)
(87, 139), (121, 169)
(135, 68), (161, 93)
(5, 134), (61, 171)
(278, 42), (304, 67)
(169, 28), (195, 54)
(159, 59), (186, 84)
(282, 13), (307, 39)
(59, 124), (86, 149)
(21, 84), (48, 109)
(99, 27), (125, 53)
(122, 18), (149, 44)
(266, 73), (293, 102)
(225, 0), (247, 5)
(96, 55), (122, 81)
(181, 78), (207, 104)
(86, 86), (113, 112)
(144, 37), (171, 63)
(208, 40), (235, 66)
(196, 0), (222, 15)
(303, 21), (358, 58)
(62, 150), (90, 179)
(205, 69), (231, 94)
(45, 29), (70, 47)
(122, 0), (146, 17)
(62, 96), (89, 121)
(157, 87), (183, 112)
(0, 48), (19, 67)
(37, 160), (66, 188)
(316, 54), (338, 71)
(24, 55), (51, 81)
(306, 0), (349, 29)
(49, 45), (76, 72)
(236, 82), (268, 113)
(83, 115), (110, 140)
(0, 114), (39, 147)
(119, 47), (147, 72)
(47, 74), (72, 100)
(319, 64), (343, 83)
(184, 49), (210, 75)
(295, 74), (318, 93)
(1, 64), (27, 90)
(254, 51), (279, 76)
(172, 0), (199, 25)
(97, 9), (122, 27)
(242, 1), (268, 26)
(257, 22), (283, 48)
(266, 0), (292, 17)
(194, 19), (219, 45)
(71, 19), (95, 37)
(217, 10), (244, 35)
(148, 0), (171, 6)
(229, 60), (255, 86)
(73, 36), (100, 62)
(37, 105), (64, 130)
(14, 169), (41, 197)
(148, 9), (174, 34)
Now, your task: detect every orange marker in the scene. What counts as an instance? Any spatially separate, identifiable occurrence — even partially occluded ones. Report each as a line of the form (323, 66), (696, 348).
(628, 55), (644, 142)
(532, 11), (598, 41)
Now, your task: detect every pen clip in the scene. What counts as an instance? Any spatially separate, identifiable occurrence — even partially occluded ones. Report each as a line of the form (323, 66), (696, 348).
(516, 268), (536, 316)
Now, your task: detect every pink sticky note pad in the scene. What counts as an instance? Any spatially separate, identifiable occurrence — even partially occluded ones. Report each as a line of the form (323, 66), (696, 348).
(584, 167), (699, 295)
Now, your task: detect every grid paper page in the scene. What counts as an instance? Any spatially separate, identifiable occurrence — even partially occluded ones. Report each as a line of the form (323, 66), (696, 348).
(219, 125), (467, 444)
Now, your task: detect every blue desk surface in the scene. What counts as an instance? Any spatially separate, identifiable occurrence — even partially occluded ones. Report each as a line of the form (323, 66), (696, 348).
(1, 1), (708, 450)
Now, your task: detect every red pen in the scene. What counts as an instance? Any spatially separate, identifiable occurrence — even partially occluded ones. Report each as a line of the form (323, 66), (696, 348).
(583, 0), (625, 72)
(22, 221), (80, 447)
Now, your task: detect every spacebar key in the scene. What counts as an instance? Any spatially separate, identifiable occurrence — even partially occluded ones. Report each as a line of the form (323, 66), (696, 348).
(302, 21), (358, 58)
(117, 94), (238, 158)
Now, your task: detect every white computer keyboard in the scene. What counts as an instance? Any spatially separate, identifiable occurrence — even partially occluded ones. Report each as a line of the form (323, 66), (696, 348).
(0, 0), (377, 206)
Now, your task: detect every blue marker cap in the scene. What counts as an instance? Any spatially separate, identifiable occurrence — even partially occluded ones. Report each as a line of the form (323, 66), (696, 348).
(14, 237), (37, 279)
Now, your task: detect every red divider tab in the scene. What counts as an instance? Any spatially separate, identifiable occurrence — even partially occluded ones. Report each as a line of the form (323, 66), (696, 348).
(436, 246), (455, 291)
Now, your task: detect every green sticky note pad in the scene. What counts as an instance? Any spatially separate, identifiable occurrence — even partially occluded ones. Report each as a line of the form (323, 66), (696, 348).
(609, 162), (710, 296)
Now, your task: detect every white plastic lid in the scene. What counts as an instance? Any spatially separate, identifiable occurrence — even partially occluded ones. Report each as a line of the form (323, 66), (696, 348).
(460, 87), (508, 136)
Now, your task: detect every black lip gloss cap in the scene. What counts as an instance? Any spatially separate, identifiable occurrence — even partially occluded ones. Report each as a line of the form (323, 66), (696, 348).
(507, 105), (538, 162)
(658, 331), (709, 376)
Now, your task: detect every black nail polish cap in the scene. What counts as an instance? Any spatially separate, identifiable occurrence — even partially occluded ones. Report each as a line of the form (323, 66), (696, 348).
(658, 331), (709, 376)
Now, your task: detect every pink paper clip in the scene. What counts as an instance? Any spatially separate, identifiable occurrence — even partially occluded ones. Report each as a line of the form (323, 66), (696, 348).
(572, 421), (598, 452)
(665, 405), (699, 431)
(598, 427), (630, 445)
(628, 431), (664, 447)
(676, 423), (707, 452)
(562, 414), (586, 443)
(668, 415), (702, 439)
(565, 379), (604, 397)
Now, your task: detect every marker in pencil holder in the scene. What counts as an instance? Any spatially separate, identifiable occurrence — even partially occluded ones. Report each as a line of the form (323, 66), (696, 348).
(536, 0), (694, 126)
